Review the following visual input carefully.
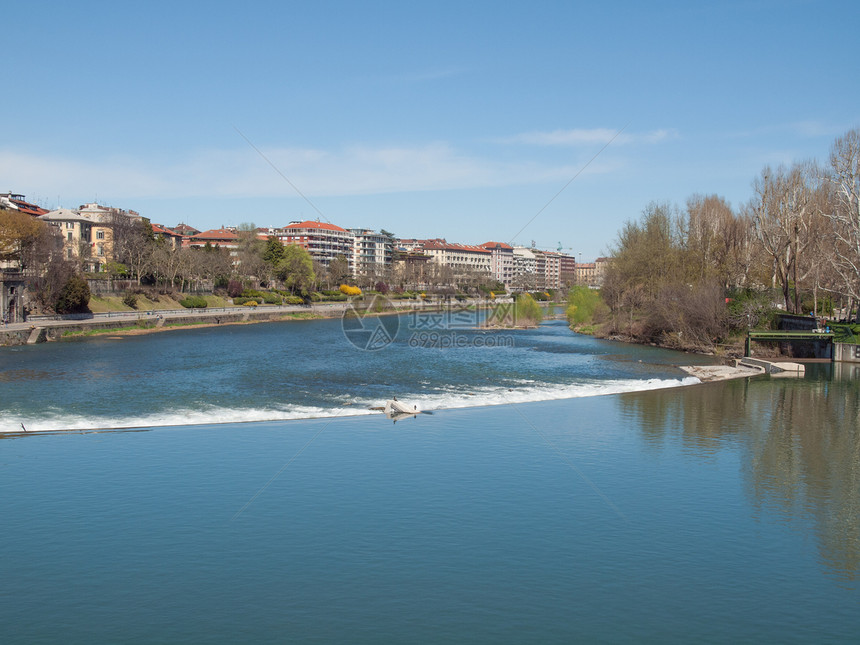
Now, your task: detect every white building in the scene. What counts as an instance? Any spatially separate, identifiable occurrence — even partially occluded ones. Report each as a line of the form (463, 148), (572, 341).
(512, 246), (537, 290)
(273, 220), (354, 269)
(350, 229), (393, 278)
(423, 240), (492, 275)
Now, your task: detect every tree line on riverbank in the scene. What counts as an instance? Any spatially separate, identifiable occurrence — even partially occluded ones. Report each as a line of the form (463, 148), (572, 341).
(571, 128), (860, 353)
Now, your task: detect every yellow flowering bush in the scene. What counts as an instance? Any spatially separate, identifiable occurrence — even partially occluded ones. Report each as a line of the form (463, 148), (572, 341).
(339, 284), (362, 296)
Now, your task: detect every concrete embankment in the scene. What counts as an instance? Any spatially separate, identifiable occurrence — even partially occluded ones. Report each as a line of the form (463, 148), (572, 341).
(0, 299), (460, 346)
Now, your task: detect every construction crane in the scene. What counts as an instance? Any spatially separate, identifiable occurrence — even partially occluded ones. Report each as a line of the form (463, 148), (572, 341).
(557, 241), (575, 252)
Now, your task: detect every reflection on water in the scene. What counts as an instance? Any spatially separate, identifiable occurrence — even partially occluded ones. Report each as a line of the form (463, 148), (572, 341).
(618, 364), (860, 583)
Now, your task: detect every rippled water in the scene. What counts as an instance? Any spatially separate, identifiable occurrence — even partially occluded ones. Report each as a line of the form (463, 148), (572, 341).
(1, 319), (858, 643)
(0, 318), (703, 432)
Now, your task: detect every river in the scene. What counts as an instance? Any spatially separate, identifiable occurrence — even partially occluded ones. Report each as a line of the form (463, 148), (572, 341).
(0, 315), (857, 642)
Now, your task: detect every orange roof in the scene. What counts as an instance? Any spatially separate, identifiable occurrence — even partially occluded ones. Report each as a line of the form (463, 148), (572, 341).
(284, 220), (347, 233)
(151, 223), (181, 236)
(171, 223), (200, 235)
(480, 241), (513, 250)
(191, 227), (239, 241)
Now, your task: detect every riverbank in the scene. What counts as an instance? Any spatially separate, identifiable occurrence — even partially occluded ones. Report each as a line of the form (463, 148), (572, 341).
(0, 299), (450, 346)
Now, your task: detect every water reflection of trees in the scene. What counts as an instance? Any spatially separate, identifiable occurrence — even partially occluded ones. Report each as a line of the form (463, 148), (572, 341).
(618, 369), (860, 582)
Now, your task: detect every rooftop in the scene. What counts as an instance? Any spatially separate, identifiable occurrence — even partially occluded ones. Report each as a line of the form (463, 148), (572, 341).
(284, 220), (348, 233)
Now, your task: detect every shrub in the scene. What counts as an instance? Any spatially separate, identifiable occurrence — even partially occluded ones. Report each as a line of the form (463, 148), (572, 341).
(227, 280), (244, 298)
(284, 295), (305, 305)
(515, 293), (543, 326)
(180, 295), (208, 308)
(726, 289), (776, 331)
(122, 291), (138, 309)
(339, 284), (362, 296)
(242, 300), (258, 307)
(566, 286), (607, 326)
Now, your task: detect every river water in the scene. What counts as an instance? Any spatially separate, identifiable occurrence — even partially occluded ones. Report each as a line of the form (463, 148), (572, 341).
(1, 316), (858, 642)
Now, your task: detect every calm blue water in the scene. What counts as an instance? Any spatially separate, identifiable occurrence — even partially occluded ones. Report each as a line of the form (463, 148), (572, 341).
(1, 319), (858, 643)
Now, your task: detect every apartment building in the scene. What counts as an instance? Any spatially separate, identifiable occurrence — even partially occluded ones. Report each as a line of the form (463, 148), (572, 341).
(273, 220), (354, 269)
(575, 257), (610, 287)
(350, 229), (393, 278)
(480, 241), (515, 287)
(422, 240), (492, 275)
(40, 209), (95, 265)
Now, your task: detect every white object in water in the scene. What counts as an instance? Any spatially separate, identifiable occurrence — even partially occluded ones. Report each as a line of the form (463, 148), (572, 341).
(384, 399), (418, 417)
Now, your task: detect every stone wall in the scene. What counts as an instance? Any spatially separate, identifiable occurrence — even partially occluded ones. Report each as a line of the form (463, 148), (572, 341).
(835, 343), (860, 363)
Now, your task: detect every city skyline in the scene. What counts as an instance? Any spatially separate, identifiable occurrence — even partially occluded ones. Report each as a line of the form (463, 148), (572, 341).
(3, 0), (859, 259)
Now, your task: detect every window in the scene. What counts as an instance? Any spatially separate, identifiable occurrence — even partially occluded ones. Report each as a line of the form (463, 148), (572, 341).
(96, 230), (105, 240)
(67, 232), (73, 242)
(66, 248), (73, 259)
(97, 244), (104, 257)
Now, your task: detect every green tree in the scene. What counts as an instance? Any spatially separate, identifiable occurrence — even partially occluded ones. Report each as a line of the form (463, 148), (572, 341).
(276, 245), (316, 296)
(262, 236), (285, 266)
(566, 286), (607, 326)
(54, 275), (91, 314)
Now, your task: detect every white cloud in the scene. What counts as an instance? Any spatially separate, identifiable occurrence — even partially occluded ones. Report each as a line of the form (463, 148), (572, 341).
(0, 141), (615, 203)
(496, 127), (677, 147)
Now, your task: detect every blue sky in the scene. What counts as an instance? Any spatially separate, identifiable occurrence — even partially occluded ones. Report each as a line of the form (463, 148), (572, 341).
(4, 0), (859, 259)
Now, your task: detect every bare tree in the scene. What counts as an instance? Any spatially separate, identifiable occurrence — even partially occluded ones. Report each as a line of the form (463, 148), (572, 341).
(112, 218), (156, 284)
(821, 128), (860, 319)
(685, 194), (754, 289)
(752, 163), (817, 313)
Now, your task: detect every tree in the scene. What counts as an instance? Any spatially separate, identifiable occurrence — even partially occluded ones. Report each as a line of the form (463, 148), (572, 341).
(0, 208), (46, 267)
(236, 222), (267, 283)
(751, 163), (817, 313)
(262, 236), (285, 266)
(684, 194), (753, 289)
(514, 292), (543, 326)
(113, 219), (156, 284)
(327, 254), (351, 288)
(276, 245), (316, 296)
(822, 128), (860, 318)
(54, 274), (91, 314)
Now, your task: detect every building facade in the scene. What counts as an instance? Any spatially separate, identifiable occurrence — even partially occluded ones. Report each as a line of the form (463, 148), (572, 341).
(575, 257), (609, 287)
(480, 241), (514, 287)
(274, 221), (354, 269)
(350, 229), (393, 278)
(423, 241), (492, 276)
(40, 209), (94, 265)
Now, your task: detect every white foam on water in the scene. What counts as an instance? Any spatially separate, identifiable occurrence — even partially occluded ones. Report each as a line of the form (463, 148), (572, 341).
(386, 376), (701, 412)
(3, 405), (376, 433)
(4, 376), (700, 433)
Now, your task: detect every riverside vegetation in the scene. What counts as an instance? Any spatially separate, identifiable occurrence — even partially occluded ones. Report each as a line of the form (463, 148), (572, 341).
(567, 128), (860, 355)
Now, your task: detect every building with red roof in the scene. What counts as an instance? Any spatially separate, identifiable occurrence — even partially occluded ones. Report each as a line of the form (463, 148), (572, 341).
(272, 220), (354, 269)
(1, 193), (49, 217)
(151, 223), (185, 250)
(184, 227), (240, 252)
(480, 241), (515, 287)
